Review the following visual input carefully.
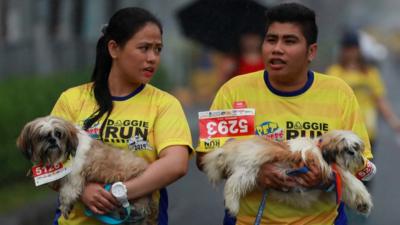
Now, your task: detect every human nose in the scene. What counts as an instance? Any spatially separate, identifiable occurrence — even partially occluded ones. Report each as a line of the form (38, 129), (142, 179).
(146, 49), (158, 63)
(272, 40), (284, 54)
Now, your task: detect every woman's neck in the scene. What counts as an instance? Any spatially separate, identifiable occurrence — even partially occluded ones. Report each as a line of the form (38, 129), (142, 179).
(108, 68), (141, 97)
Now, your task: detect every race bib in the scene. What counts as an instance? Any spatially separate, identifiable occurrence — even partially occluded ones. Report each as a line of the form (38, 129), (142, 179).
(355, 160), (376, 181)
(198, 108), (255, 152)
(32, 162), (72, 186)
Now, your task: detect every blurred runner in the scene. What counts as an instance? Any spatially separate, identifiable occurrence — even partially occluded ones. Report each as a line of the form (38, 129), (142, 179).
(326, 30), (400, 148)
(326, 30), (400, 224)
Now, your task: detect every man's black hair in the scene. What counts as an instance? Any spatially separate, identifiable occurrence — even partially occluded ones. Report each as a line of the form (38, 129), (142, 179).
(265, 2), (318, 45)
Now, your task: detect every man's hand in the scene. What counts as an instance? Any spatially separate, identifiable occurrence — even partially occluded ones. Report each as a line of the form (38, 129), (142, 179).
(293, 163), (324, 188)
(257, 162), (296, 191)
(80, 182), (119, 214)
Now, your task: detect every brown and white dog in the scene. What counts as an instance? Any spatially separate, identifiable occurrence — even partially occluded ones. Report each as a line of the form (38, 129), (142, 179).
(202, 130), (373, 216)
(16, 116), (155, 220)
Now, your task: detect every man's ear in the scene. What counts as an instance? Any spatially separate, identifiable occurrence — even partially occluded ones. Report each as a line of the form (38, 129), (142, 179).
(307, 43), (318, 62)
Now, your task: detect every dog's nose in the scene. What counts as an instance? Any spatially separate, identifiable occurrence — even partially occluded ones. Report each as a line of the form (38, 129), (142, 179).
(48, 137), (57, 144)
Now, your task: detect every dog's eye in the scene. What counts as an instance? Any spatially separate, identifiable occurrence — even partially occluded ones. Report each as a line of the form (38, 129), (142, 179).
(55, 131), (62, 138)
(353, 143), (360, 150)
(38, 135), (46, 141)
(345, 148), (355, 155)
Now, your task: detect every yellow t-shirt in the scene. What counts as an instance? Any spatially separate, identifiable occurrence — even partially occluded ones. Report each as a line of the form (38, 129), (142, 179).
(198, 70), (371, 225)
(326, 64), (385, 140)
(51, 83), (193, 225)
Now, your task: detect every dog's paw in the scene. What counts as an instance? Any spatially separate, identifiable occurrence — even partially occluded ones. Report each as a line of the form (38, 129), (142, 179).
(60, 205), (72, 219)
(354, 194), (373, 215)
(133, 197), (153, 216)
(225, 198), (240, 216)
(356, 202), (371, 215)
(134, 204), (152, 216)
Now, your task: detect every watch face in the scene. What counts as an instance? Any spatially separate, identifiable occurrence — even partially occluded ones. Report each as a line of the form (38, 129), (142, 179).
(112, 184), (126, 198)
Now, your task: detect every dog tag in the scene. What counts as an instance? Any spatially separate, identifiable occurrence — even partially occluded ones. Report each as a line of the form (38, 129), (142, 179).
(198, 108), (255, 152)
(355, 160), (376, 181)
(32, 162), (72, 186)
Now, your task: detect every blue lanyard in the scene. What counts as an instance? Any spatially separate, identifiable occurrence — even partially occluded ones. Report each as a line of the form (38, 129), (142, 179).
(84, 184), (131, 224)
(254, 166), (310, 225)
(254, 189), (268, 225)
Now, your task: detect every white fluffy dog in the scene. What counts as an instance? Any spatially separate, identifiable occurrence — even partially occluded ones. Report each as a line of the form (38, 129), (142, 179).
(202, 130), (373, 216)
(17, 116), (155, 221)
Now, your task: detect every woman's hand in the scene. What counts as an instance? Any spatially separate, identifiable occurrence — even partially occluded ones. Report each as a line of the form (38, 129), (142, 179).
(80, 182), (119, 214)
(257, 162), (296, 191)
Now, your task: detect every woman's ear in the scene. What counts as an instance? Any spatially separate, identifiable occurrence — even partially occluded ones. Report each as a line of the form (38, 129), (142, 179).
(108, 40), (119, 59)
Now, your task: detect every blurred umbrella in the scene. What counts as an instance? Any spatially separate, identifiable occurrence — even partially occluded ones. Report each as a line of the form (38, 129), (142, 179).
(176, 0), (268, 54)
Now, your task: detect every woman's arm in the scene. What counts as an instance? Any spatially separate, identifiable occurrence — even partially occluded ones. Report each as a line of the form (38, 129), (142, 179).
(124, 145), (189, 200)
(81, 145), (189, 214)
(376, 96), (400, 132)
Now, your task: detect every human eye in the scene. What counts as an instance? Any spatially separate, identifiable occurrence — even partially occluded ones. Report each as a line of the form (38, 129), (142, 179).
(139, 45), (149, 52)
(285, 37), (298, 45)
(155, 46), (163, 53)
(265, 36), (276, 44)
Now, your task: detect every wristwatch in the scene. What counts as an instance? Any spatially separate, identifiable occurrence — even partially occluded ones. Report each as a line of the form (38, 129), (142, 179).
(111, 182), (130, 208)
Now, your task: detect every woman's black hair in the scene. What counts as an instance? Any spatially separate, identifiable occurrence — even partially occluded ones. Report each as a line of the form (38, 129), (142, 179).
(83, 7), (162, 136)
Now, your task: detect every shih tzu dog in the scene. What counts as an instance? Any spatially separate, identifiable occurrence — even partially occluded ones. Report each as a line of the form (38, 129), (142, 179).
(202, 130), (373, 216)
(16, 116), (154, 220)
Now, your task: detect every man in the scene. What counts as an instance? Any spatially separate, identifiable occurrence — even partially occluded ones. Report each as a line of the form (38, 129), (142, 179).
(196, 3), (375, 225)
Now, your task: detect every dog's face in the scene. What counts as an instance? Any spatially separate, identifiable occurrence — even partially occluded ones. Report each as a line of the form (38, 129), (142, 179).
(16, 116), (79, 165)
(319, 130), (365, 173)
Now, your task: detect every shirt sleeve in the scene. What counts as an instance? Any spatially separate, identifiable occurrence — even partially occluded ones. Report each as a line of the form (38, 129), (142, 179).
(153, 96), (193, 155)
(50, 91), (77, 123)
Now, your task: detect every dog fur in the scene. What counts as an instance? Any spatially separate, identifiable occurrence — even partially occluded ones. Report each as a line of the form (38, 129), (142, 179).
(202, 130), (373, 216)
(16, 116), (156, 221)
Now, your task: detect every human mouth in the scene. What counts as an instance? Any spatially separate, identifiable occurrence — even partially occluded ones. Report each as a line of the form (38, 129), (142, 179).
(269, 58), (286, 70)
(143, 67), (155, 78)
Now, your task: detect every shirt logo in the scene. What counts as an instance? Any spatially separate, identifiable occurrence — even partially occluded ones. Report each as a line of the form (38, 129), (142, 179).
(128, 135), (153, 151)
(286, 121), (328, 139)
(256, 121), (284, 142)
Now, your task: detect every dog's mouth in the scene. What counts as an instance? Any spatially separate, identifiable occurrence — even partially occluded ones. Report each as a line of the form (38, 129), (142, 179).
(45, 144), (61, 155)
(39, 145), (63, 165)
(47, 144), (59, 150)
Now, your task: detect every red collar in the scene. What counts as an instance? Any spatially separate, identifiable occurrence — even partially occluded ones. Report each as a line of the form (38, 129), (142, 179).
(331, 163), (342, 204)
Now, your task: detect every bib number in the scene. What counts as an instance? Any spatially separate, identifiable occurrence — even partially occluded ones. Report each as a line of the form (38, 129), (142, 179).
(198, 108), (255, 151)
(32, 162), (72, 186)
(201, 117), (252, 138)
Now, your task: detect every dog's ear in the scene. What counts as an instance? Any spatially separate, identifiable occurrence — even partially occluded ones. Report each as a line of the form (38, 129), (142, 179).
(65, 122), (79, 157)
(321, 148), (338, 164)
(16, 121), (35, 160)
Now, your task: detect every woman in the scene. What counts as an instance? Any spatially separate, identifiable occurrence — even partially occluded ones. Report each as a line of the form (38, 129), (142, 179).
(51, 7), (192, 225)
(326, 31), (400, 147)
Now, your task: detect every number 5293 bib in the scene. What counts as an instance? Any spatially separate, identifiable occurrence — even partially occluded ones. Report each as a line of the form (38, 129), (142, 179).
(198, 108), (255, 152)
